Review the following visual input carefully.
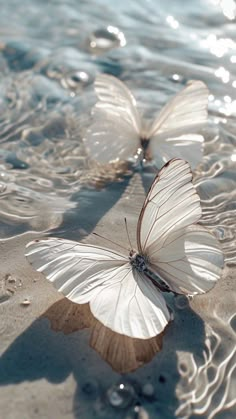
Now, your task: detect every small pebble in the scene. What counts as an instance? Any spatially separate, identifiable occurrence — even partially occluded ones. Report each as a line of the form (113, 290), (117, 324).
(5, 274), (16, 284)
(20, 298), (31, 307)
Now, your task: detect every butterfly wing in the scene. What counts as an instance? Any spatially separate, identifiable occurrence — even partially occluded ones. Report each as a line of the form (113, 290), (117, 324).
(137, 159), (223, 295)
(83, 74), (142, 163)
(151, 134), (204, 169)
(25, 238), (170, 339)
(148, 81), (209, 168)
(148, 80), (209, 137)
(147, 225), (223, 295)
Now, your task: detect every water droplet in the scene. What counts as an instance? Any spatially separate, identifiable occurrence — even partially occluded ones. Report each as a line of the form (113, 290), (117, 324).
(107, 382), (135, 409)
(20, 298), (31, 307)
(172, 73), (180, 81)
(61, 71), (91, 90)
(179, 362), (188, 375)
(174, 295), (189, 309)
(87, 26), (126, 55)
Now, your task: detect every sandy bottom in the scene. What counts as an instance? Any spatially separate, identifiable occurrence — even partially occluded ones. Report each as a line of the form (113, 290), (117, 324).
(0, 174), (235, 419)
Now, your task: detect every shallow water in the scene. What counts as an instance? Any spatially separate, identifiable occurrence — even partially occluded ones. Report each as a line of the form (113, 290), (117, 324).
(0, 0), (235, 418)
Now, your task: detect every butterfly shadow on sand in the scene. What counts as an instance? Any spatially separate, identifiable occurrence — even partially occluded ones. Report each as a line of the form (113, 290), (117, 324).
(0, 297), (206, 417)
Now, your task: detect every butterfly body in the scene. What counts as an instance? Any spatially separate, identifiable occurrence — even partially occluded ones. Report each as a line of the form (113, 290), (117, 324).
(129, 251), (147, 272)
(129, 250), (169, 293)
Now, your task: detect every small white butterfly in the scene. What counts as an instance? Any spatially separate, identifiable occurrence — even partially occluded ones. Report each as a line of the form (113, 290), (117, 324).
(25, 159), (223, 340)
(83, 75), (209, 168)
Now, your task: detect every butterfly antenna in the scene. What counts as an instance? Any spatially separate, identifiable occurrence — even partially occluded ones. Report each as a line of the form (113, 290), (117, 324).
(124, 217), (133, 250)
(92, 232), (128, 252)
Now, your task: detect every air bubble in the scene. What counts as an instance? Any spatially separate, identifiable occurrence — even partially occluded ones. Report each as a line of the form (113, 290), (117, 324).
(61, 71), (90, 90)
(174, 295), (189, 309)
(107, 382), (135, 409)
(87, 26), (126, 55)
(179, 362), (188, 375)
(142, 383), (154, 398)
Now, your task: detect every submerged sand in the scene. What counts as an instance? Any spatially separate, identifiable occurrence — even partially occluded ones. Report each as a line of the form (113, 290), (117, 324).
(0, 173), (235, 419)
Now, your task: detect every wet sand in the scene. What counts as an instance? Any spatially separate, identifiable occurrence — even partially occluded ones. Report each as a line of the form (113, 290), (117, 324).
(0, 174), (235, 418)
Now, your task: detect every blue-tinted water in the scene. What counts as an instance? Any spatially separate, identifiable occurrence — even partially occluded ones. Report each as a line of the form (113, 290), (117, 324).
(0, 0), (235, 418)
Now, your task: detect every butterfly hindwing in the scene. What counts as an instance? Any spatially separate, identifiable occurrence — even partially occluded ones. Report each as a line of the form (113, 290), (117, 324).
(149, 133), (204, 169)
(25, 237), (170, 339)
(148, 225), (224, 295)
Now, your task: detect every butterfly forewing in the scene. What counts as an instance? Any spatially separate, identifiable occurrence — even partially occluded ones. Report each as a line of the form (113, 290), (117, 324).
(137, 159), (201, 255)
(148, 80), (208, 169)
(94, 74), (141, 132)
(148, 80), (209, 138)
(25, 237), (170, 339)
(83, 74), (141, 163)
(136, 159), (223, 295)
(26, 238), (126, 298)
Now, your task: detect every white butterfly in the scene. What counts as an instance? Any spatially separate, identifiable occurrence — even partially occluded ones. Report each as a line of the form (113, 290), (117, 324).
(25, 159), (223, 340)
(83, 75), (209, 168)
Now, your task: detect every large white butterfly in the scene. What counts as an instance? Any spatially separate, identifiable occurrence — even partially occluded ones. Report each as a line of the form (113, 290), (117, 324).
(83, 75), (209, 168)
(25, 159), (223, 340)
